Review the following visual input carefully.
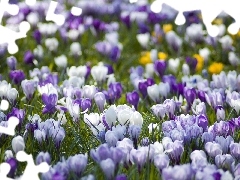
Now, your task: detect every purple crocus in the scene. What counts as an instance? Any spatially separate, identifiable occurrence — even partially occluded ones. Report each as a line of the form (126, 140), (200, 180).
(36, 152), (51, 165)
(21, 79), (36, 100)
(108, 82), (123, 101)
(154, 60), (167, 77)
(67, 154), (87, 176)
(126, 91), (139, 110)
(81, 98), (92, 112)
(184, 88), (197, 106)
(197, 114), (208, 132)
(33, 29), (41, 44)
(7, 107), (25, 125)
(109, 45), (121, 62)
(185, 56), (197, 73)
(162, 75), (176, 91)
(49, 127), (65, 149)
(9, 70), (25, 85)
(24, 50), (34, 64)
(6, 157), (18, 178)
(6, 56), (17, 70)
(154, 154), (170, 171)
(115, 174), (127, 180)
(42, 93), (58, 114)
(94, 92), (106, 112)
(138, 81), (148, 98)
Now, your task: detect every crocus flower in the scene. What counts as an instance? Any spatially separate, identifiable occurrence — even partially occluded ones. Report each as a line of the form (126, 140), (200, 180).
(12, 135), (25, 153)
(105, 130), (118, 147)
(129, 111), (143, 127)
(94, 92), (106, 112)
(7, 88), (18, 104)
(184, 88), (197, 106)
(67, 154), (87, 176)
(154, 60), (167, 77)
(138, 81), (148, 98)
(80, 98), (91, 112)
(165, 31), (182, 52)
(6, 157), (18, 178)
(154, 154), (170, 171)
(205, 142), (222, 157)
(7, 107), (25, 125)
(33, 29), (41, 44)
(151, 104), (166, 119)
(6, 56), (17, 70)
(100, 158), (115, 180)
(49, 127), (65, 149)
(147, 84), (160, 103)
(9, 70), (25, 85)
(208, 62), (224, 74)
(24, 50), (34, 64)
(130, 148), (147, 171)
(126, 91), (139, 110)
(82, 85), (97, 99)
(230, 143), (240, 160)
(105, 105), (117, 127)
(91, 63), (108, 85)
(21, 79), (36, 100)
(42, 93), (58, 114)
(66, 97), (80, 122)
(36, 152), (51, 165)
(54, 55), (67, 68)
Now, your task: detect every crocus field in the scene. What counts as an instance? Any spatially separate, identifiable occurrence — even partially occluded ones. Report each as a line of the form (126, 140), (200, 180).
(2, 0), (240, 179)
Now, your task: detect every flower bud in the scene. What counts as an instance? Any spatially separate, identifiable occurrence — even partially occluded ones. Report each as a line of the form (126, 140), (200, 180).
(12, 135), (25, 153)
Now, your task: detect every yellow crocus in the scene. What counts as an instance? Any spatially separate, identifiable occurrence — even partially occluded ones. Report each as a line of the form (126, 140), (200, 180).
(208, 62), (224, 74)
(163, 24), (173, 33)
(193, 54), (204, 72)
(158, 52), (168, 60)
(139, 52), (151, 65)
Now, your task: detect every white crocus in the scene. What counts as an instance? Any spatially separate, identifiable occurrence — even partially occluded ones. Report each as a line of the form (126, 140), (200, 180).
(107, 74), (116, 86)
(45, 38), (58, 51)
(0, 81), (11, 98)
(228, 52), (240, 66)
(7, 88), (18, 103)
(33, 45), (43, 59)
(91, 63), (108, 84)
(57, 111), (67, 125)
(70, 42), (81, 56)
(84, 113), (100, 126)
(136, 33), (150, 48)
(66, 97), (80, 122)
(54, 55), (67, 68)
(105, 105), (117, 127)
(147, 84), (160, 102)
(148, 123), (158, 134)
(12, 136), (25, 153)
(219, 35), (233, 50)
(117, 108), (134, 125)
(199, 47), (210, 63)
(168, 58), (180, 74)
(26, 12), (39, 26)
(159, 82), (170, 98)
(129, 111), (143, 127)
(82, 85), (97, 99)
(150, 49), (158, 62)
(182, 63), (190, 76)
(231, 99), (240, 114)
(67, 29), (79, 41)
(144, 63), (154, 78)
